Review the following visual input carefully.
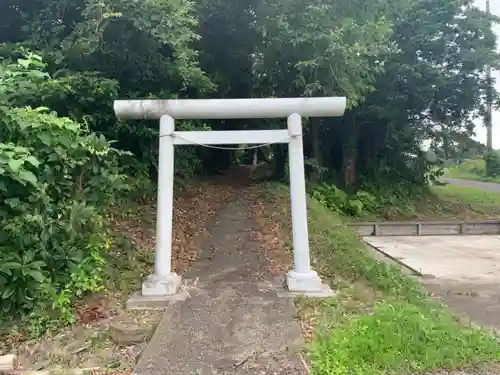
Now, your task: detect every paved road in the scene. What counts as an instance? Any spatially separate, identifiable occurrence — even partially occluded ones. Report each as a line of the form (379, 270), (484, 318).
(442, 177), (500, 193)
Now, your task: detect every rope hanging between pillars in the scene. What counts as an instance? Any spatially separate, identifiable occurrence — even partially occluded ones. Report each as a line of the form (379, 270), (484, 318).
(159, 132), (295, 150)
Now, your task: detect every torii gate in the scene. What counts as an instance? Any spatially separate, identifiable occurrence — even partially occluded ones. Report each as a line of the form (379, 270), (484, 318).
(114, 97), (346, 296)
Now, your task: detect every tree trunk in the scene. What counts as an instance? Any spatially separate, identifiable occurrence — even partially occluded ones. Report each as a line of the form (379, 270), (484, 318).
(341, 115), (360, 188)
(252, 148), (258, 168)
(310, 118), (322, 182)
(273, 144), (286, 181)
(258, 148), (271, 163)
(342, 153), (357, 188)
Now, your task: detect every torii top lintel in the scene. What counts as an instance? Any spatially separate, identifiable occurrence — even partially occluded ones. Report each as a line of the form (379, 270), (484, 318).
(113, 97), (347, 120)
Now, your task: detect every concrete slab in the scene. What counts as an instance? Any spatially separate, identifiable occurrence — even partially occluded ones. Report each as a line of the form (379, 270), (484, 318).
(364, 235), (500, 284)
(126, 289), (189, 310)
(133, 196), (306, 375)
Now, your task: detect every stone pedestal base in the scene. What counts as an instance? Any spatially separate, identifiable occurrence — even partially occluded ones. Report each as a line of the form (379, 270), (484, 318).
(286, 270), (334, 297)
(142, 273), (182, 296)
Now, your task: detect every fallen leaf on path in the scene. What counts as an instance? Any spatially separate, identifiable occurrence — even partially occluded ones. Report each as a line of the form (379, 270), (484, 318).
(248, 187), (293, 277)
(76, 300), (112, 324)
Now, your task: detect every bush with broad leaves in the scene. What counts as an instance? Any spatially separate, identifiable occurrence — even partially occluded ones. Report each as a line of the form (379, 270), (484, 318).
(0, 52), (130, 333)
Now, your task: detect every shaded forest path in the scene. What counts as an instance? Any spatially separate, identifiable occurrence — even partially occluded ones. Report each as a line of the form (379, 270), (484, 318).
(134, 168), (307, 375)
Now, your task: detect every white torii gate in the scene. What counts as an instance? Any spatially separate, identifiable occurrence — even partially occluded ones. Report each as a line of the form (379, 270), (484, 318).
(114, 97), (346, 296)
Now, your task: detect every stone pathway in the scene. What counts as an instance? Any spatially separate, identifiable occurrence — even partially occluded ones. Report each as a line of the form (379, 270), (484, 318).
(133, 193), (306, 375)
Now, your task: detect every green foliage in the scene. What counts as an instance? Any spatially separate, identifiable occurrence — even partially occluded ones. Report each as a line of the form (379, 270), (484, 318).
(2, 0), (213, 93)
(310, 183), (377, 217)
(0, 50), (49, 103)
(0, 53), (129, 333)
(174, 121), (212, 182)
(309, 180), (489, 222)
(2, 0), (498, 185)
(256, 0), (395, 105)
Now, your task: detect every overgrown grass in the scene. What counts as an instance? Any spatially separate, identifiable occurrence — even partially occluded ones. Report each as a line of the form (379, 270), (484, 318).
(444, 159), (500, 183)
(357, 184), (500, 221)
(305, 197), (424, 302)
(433, 184), (500, 215)
(265, 183), (500, 375)
(309, 301), (500, 375)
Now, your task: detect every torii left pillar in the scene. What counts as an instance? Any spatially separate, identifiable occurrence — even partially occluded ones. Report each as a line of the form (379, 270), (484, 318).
(142, 115), (181, 295)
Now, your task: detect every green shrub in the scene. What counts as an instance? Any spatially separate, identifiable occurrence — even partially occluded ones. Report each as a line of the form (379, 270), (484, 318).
(0, 52), (130, 333)
(1, 47), (206, 187)
(174, 120), (211, 182)
(310, 183), (377, 217)
(485, 151), (500, 178)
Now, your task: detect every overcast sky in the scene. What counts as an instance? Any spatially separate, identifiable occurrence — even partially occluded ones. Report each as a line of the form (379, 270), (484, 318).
(473, 0), (499, 148)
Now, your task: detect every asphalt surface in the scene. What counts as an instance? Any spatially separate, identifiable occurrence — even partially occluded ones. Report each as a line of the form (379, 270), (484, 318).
(442, 177), (500, 193)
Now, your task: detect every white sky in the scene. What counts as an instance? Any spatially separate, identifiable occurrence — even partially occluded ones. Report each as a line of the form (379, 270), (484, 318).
(473, 0), (499, 148)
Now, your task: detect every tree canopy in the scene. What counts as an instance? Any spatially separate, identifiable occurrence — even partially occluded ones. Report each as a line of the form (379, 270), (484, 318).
(1, 0), (498, 185)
